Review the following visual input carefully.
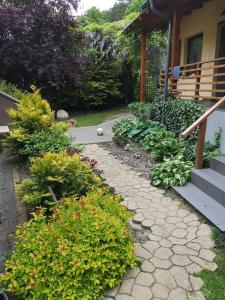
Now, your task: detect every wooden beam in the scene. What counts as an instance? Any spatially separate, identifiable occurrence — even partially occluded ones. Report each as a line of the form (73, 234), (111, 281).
(171, 10), (181, 68)
(170, 10), (181, 90)
(140, 31), (147, 102)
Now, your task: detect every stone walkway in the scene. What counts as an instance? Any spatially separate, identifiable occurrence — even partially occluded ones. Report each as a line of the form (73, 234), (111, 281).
(84, 144), (217, 300)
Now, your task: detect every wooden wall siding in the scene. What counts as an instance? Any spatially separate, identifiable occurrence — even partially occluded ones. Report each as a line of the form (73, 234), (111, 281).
(160, 56), (225, 101)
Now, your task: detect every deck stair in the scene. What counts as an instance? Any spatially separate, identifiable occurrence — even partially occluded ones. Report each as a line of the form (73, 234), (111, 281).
(174, 156), (225, 231)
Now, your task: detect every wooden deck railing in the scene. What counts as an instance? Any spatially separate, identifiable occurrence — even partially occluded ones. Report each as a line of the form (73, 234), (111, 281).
(181, 96), (225, 169)
(160, 56), (225, 100)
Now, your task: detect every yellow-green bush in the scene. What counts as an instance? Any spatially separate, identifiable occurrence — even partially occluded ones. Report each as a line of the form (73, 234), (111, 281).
(17, 151), (101, 209)
(0, 197), (135, 299)
(4, 90), (55, 159)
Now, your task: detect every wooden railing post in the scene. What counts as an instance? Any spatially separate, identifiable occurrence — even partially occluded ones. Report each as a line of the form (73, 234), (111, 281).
(195, 119), (207, 169)
(195, 63), (202, 98)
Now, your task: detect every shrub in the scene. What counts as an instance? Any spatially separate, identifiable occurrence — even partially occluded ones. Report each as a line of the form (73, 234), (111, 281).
(0, 198), (135, 299)
(17, 152), (101, 209)
(128, 120), (166, 144)
(128, 102), (152, 120)
(112, 118), (136, 145)
(81, 188), (130, 224)
(4, 90), (54, 159)
(0, 80), (26, 100)
(20, 123), (72, 159)
(142, 128), (175, 151)
(150, 137), (187, 161)
(150, 159), (193, 189)
(129, 91), (205, 142)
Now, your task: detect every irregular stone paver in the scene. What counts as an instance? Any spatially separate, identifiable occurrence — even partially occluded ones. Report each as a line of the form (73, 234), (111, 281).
(84, 145), (216, 300)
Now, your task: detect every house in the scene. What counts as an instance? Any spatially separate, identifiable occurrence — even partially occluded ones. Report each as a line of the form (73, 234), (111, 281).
(126, 0), (225, 231)
(126, 0), (225, 103)
(0, 91), (19, 127)
(126, 0), (225, 151)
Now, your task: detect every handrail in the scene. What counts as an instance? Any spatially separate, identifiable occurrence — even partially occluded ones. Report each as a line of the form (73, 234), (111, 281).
(181, 96), (225, 169)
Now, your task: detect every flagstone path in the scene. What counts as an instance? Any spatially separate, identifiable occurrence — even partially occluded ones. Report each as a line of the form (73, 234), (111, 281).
(84, 144), (217, 300)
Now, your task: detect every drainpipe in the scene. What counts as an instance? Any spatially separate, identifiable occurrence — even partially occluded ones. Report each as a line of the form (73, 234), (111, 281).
(148, 0), (173, 124)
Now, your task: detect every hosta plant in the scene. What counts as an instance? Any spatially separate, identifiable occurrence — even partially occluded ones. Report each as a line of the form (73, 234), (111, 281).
(17, 151), (101, 210)
(0, 198), (135, 300)
(150, 137), (187, 161)
(143, 128), (175, 151)
(150, 158), (193, 189)
(128, 120), (166, 144)
(112, 118), (136, 145)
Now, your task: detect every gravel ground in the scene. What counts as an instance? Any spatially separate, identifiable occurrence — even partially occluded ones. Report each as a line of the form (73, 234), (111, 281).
(101, 141), (155, 180)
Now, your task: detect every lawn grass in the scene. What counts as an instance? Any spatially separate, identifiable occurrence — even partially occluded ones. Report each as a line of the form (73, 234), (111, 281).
(198, 227), (225, 300)
(71, 107), (128, 127)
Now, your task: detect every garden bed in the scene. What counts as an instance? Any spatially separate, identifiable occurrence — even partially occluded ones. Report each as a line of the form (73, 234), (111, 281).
(102, 141), (155, 180)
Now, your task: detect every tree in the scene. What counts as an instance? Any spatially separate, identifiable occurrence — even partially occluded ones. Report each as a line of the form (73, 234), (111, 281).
(0, 0), (84, 91)
(108, 0), (131, 21)
(78, 7), (110, 27)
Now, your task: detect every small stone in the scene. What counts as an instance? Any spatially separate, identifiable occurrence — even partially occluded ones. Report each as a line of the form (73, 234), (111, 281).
(151, 225), (170, 238)
(171, 255), (192, 266)
(56, 109), (69, 120)
(185, 263), (202, 274)
(176, 222), (188, 229)
(188, 291), (205, 300)
(132, 284), (152, 299)
(148, 234), (162, 242)
(150, 256), (172, 269)
(136, 272), (154, 287)
(177, 209), (189, 218)
(190, 275), (204, 291)
(170, 266), (192, 291)
(172, 245), (198, 256)
(134, 244), (152, 260)
(168, 236), (187, 245)
(97, 128), (104, 136)
(159, 239), (172, 248)
(183, 213), (199, 224)
(120, 278), (135, 294)
(142, 219), (154, 229)
(192, 236), (215, 249)
(197, 224), (211, 237)
(152, 283), (169, 298)
(133, 213), (145, 224)
(141, 260), (155, 273)
(127, 202), (138, 211)
(199, 249), (215, 261)
(142, 241), (160, 254)
(187, 242), (201, 252)
(189, 256), (217, 271)
(154, 270), (176, 289)
(166, 216), (181, 224)
(154, 247), (173, 260)
(168, 288), (188, 300)
(172, 229), (187, 239)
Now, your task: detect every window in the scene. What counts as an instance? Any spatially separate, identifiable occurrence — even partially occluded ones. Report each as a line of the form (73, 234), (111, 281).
(187, 33), (203, 64)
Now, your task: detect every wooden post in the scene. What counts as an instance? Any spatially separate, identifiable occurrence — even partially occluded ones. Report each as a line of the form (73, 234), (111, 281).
(195, 120), (207, 169)
(171, 11), (181, 90)
(195, 63), (202, 98)
(140, 31), (147, 102)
